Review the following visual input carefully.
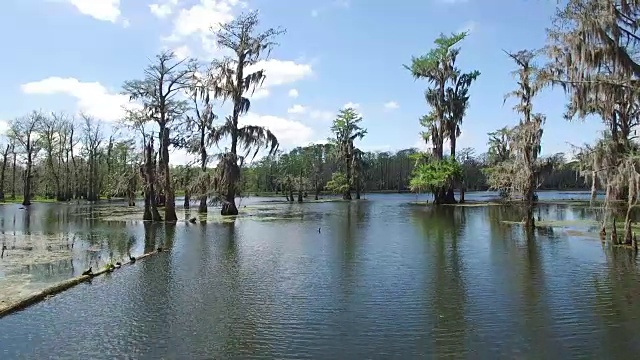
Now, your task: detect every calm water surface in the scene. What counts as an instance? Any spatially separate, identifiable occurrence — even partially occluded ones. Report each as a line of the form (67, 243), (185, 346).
(1, 192), (640, 359)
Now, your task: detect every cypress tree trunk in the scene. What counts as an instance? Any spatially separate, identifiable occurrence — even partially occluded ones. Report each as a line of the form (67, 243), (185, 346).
(162, 128), (178, 222)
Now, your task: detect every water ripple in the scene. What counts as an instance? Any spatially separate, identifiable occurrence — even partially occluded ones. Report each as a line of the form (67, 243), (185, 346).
(1, 197), (640, 358)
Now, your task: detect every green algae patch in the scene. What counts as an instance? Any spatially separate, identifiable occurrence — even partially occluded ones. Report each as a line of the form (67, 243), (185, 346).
(536, 200), (596, 207)
(407, 201), (502, 207)
(76, 206), (146, 222)
(258, 198), (347, 205)
(500, 218), (640, 243)
(443, 202), (503, 207)
(0, 232), (84, 311)
(501, 219), (599, 228)
(0, 249), (167, 318)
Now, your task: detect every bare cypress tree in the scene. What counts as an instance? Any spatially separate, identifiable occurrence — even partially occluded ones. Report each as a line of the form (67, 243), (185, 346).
(0, 143), (10, 202)
(123, 51), (191, 222)
(10, 111), (43, 206)
(187, 63), (219, 214)
(504, 50), (546, 230)
(208, 11), (282, 215)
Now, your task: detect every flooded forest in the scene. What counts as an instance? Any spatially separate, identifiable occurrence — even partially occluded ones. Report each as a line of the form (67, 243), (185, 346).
(2, 0), (640, 358)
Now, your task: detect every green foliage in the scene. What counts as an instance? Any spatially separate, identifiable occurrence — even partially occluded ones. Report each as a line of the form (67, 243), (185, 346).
(409, 157), (462, 193)
(406, 31), (478, 165)
(330, 108), (367, 145)
(404, 32), (468, 78)
(325, 172), (350, 194)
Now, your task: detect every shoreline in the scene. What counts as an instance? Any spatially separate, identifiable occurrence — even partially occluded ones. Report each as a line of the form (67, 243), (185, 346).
(0, 188), (597, 204)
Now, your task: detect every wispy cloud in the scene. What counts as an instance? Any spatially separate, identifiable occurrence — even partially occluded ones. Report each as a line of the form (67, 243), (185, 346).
(457, 21), (477, 34)
(384, 101), (399, 110)
(311, 0), (351, 17)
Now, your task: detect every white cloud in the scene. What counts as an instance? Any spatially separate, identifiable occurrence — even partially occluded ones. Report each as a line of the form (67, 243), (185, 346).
(149, 0), (179, 19)
(0, 120), (9, 135)
(63, 0), (127, 25)
(413, 132), (470, 154)
(343, 102), (363, 116)
(241, 60), (313, 100)
(361, 144), (392, 152)
(287, 105), (306, 114)
(247, 60), (313, 88)
(310, 109), (335, 122)
(287, 104), (333, 120)
(171, 1), (235, 38)
(20, 77), (138, 122)
(384, 101), (399, 110)
(173, 44), (192, 59)
(160, 0), (244, 56)
(413, 138), (429, 152)
(311, 0), (350, 17)
(309, 138), (330, 146)
(248, 88), (270, 100)
(288, 89), (299, 98)
(239, 112), (314, 148)
(170, 148), (191, 165)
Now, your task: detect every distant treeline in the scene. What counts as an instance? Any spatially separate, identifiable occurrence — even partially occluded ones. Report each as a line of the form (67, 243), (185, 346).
(230, 145), (587, 196)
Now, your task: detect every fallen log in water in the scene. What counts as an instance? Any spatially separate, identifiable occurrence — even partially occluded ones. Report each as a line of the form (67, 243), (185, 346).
(0, 249), (165, 319)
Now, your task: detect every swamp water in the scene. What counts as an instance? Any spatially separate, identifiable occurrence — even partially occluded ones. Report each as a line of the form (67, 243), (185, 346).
(1, 192), (640, 359)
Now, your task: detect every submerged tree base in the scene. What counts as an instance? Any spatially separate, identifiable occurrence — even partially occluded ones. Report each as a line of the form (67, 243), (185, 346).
(221, 201), (239, 216)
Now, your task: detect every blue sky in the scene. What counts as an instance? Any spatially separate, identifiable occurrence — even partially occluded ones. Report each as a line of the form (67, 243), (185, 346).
(0, 0), (604, 164)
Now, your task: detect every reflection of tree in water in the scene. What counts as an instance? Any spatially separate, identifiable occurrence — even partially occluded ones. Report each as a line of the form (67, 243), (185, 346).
(163, 223), (176, 250)
(218, 220), (262, 358)
(104, 221), (130, 259)
(517, 228), (555, 351)
(554, 205), (567, 222)
(18, 259), (74, 280)
(332, 201), (367, 302)
(412, 205), (468, 355)
(143, 222), (160, 254)
(22, 208), (31, 236)
(592, 246), (640, 354)
(487, 205), (558, 353)
(343, 203), (363, 266)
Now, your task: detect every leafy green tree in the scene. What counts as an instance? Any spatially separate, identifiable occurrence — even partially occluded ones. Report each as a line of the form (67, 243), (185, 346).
(409, 157), (462, 199)
(406, 32), (478, 203)
(330, 108), (367, 200)
(326, 172), (350, 195)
